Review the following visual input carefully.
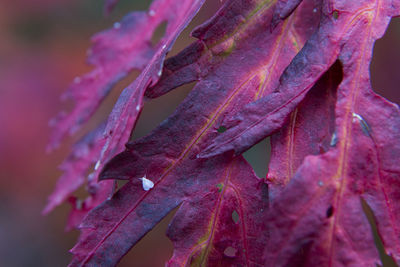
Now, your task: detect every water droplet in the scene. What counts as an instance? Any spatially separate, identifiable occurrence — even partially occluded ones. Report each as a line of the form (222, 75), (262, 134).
(94, 160), (101, 170)
(113, 22), (121, 29)
(330, 132), (338, 147)
(162, 44), (167, 49)
(74, 76), (81, 84)
(313, 8), (317, 13)
(139, 175), (154, 191)
(157, 69), (162, 76)
(318, 181), (324, 187)
(136, 105), (140, 111)
(149, 10), (155, 16)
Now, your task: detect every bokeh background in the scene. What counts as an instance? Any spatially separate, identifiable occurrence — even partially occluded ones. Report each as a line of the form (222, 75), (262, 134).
(0, 0), (399, 266)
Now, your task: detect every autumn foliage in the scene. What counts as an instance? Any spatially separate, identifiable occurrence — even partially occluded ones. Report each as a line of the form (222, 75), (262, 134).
(46, 0), (400, 266)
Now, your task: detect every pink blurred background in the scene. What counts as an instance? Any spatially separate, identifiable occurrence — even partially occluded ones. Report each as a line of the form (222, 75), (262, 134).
(0, 0), (398, 266)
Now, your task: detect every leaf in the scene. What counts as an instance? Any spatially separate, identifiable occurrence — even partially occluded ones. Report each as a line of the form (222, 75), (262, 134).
(43, 123), (105, 215)
(200, 1), (400, 159)
(45, 0), (205, 228)
(48, 11), (155, 150)
(96, 0), (205, 172)
(264, 81), (400, 264)
(200, 0), (400, 264)
(166, 157), (268, 266)
(70, 157), (267, 266)
(48, 0), (205, 151)
(267, 61), (342, 196)
(50, 0), (400, 265)
(69, 0), (321, 265)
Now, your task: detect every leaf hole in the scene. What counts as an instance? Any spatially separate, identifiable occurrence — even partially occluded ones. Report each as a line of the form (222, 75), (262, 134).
(326, 206), (334, 218)
(232, 210), (240, 224)
(116, 179), (129, 189)
(361, 197), (399, 267)
(243, 137), (271, 178)
(151, 21), (167, 47)
(332, 10), (339, 20)
(371, 17), (400, 106)
(216, 183), (224, 192)
(217, 126), (227, 133)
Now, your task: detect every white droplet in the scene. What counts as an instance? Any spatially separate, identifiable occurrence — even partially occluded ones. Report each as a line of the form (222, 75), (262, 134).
(313, 8), (317, 13)
(149, 10), (155, 16)
(318, 181), (324, 187)
(94, 160), (101, 170)
(136, 104), (140, 111)
(113, 22), (121, 29)
(74, 76), (81, 84)
(330, 132), (338, 147)
(162, 44), (167, 49)
(139, 176), (154, 191)
(158, 69), (162, 76)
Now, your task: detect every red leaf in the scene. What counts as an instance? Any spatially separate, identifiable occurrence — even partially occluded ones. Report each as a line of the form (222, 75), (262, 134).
(200, 0), (400, 159)
(267, 61), (341, 196)
(198, 0), (400, 264)
(48, 11), (155, 150)
(96, 0), (205, 172)
(48, 0), (205, 151)
(260, 1), (400, 265)
(43, 123), (105, 215)
(45, 0), (205, 228)
(166, 158), (268, 266)
(68, 0), (321, 265)
(49, 0), (400, 265)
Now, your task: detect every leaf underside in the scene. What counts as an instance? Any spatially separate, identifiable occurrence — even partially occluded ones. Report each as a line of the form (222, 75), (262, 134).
(46, 0), (400, 266)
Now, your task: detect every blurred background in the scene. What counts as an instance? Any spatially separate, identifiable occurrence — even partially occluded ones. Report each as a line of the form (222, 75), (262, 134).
(0, 0), (398, 266)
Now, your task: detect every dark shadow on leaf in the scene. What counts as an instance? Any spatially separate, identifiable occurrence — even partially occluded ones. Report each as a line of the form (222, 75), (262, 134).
(361, 197), (399, 267)
(130, 81), (195, 141)
(151, 21), (167, 46)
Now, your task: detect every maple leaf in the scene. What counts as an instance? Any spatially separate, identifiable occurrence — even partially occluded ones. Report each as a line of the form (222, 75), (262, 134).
(45, 0), (205, 228)
(47, 0), (400, 266)
(68, 0), (321, 265)
(267, 61), (342, 196)
(43, 123), (105, 216)
(199, 0), (400, 265)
